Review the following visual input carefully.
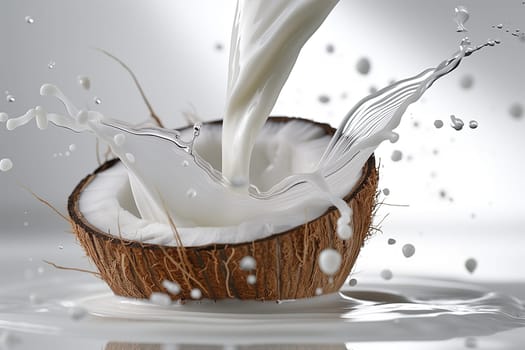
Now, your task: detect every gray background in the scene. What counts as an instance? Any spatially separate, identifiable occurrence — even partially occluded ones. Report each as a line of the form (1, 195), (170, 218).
(1, 0), (524, 281)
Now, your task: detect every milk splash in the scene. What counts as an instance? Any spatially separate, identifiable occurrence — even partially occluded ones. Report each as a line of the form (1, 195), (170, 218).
(3, 1), (494, 247)
(454, 6), (469, 32)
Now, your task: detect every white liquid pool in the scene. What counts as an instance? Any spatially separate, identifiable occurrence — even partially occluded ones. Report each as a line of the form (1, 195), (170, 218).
(1, 229), (524, 350)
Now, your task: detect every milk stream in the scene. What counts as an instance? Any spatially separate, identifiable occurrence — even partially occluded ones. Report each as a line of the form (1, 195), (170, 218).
(221, 0), (339, 188)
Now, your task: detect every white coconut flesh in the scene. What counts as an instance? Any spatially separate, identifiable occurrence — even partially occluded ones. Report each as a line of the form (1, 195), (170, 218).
(78, 119), (363, 247)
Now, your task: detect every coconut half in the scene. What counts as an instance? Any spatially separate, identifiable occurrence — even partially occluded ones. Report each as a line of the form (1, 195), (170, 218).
(68, 117), (378, 301)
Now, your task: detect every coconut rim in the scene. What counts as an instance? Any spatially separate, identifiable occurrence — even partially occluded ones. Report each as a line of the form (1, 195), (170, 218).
(68, 116), (376, 251)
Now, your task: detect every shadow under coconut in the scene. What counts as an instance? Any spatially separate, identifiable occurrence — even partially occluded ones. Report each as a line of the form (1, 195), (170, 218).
(105, 344), (346, 350)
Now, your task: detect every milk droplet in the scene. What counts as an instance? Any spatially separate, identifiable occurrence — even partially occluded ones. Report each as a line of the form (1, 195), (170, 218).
(318, 95), (330, 104)
(0, 113), (8, 122)
(69, 144), (76, 152)
(149, 292), (172, 306)
(461, 36), (472, 48)
(76, 110), (89, 124)
(25, 16), (34, 24)
(387, 238), (396, 245)
(78, 76), (91, 90)
(388, 132), (399, 143)
(181, 160), (189, 167)
(496, 24), (503, 29)
(94, 97), (102, 105)
(0, 330), (18, 348)
(193, 123), (201, 137)
(356, 57), (371, 75)
(465, 337), (478, 348)
(348, 278), (357, 287)
(402, 244), (416, 258)
(246, 274), (257, 285)
(459, 74), (474, 89)
(381, 269), (393, 280)
(383, 188), (390, 196)
(125, 153), (135, 163)
(186, 188), (197, 198)
(315, 287), (323, 296)
(6, 94), (15, 103)
(336, 213), (351, 236)
(336, 224), (352, 240)
(454, 6), (469, 32)
(434, 119), (444, 128)
(391, 150), (403, 162)
(65, 151), (70, 157)
(68, 306), (87, 320)
(190, 288), (202, 300)
(509, 103), (523, 119)
(0, 158), (13, 172)
(48, 61), (56, 69)
(465, 258), (477, 273)
(113, 133), (126, 146)
(230, 176), (248, 188)
(162, 280), (181, 295)
(450, 115), (464, 130)
(469, 120), (478, 129)
(318, 248), (342, 275)
(29, 293), (43, 304)
(240, 256), (256, 270)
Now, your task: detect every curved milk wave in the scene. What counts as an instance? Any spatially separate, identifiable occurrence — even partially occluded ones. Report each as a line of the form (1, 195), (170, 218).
(4, 43), (468, 245)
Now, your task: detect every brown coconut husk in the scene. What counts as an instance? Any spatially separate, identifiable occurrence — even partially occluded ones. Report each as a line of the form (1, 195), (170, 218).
(68, 117), (378, 301)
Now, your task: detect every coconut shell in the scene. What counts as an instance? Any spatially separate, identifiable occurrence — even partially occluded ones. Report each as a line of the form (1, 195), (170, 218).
(68, 117), (378, 301)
